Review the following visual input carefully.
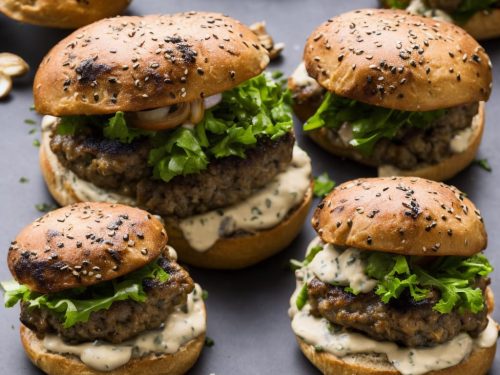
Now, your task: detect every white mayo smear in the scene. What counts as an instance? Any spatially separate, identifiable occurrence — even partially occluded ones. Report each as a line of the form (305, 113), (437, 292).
(289, 237), (499, 375)
(291, 62), (320, 88)
(43, 283), (206, 372)
(43, 116), (311, 253)
(179, 145), (312, 252)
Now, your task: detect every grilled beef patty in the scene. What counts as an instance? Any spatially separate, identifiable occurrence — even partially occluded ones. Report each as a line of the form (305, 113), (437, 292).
(307, 276), (489, 347)
(50, 130), (295, 218)
(20, 254), (194, 344)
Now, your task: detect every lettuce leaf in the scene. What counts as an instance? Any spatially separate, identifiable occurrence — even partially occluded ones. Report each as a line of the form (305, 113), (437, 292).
(384, 0), (409, 9)
(56, 73), (293, 182)
(1, 260), (169, 328)
(313, 173), (336, 198)
(304, 92), (445, 156)
(365, 252), (493, 314)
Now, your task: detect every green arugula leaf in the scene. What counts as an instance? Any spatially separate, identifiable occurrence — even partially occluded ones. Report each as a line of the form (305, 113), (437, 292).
(452, 0), (498, 22)
(290, 244), (324, 271)
(365, 252), (493, 314)
(304, 92), (445, 156)
(103, 112), (154, 143)
(296, 283), (308, 310)
(474, 158), (492, 172)
(385, 0), (410, 9)
(1, 260), (170, 328)
(313, 173), (336, 198)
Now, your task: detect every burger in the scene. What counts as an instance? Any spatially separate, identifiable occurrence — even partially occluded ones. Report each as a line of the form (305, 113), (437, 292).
(34, 12), (313, 269)
(381, 0), (500, 40)
(289, 176), (498, 375)
(0, 0), (131, 29)
(2, 202), (206, 375)
(289, 9), (492, 181)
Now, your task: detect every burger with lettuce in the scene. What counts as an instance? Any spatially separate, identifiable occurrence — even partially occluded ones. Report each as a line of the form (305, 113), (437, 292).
(382, 0), (500, 40)
(289, 9), (492, 181)
(289, 176), (498, 375)
(2, 202), (206, 374)
(34, 12), (313, 269)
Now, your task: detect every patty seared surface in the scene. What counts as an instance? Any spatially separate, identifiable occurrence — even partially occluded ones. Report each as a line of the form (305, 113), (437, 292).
(50, 130), (295, 218)
(307, 276), (489, 347)
(20, 254), (194, 344)
(290, 81), (479, 170)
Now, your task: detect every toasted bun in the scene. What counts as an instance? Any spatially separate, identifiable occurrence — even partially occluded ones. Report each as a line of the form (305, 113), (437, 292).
(21, 322), (205, 375)
(305, 101), (485, 181)
(0, 0), (130, 29)
(462, 9), (500, 41)
(165, 184), (313, 269)
(8, 202), (167, 293)
(304, 9), (492, 111)
(312, 176), (487, 256)
(296, 337), (496, 375)
(40, 123), (313, 269)
(34, 12), (270, 116)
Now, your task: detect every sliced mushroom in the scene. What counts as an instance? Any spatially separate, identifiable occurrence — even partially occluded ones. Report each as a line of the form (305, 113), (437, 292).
(190, 99), (205, 124)
(0, 53), (29, 77)
(0, 73), (12, 99)
(127, 103), (191, 131)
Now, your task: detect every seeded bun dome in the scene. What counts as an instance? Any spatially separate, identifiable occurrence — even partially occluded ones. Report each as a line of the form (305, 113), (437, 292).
(0, 0), (131, 29)
(296, 338), (496, 375)
(33, 12), (270, 116)
(21, 320), (205, 375)
(304, 9), (492, 112)
(8, 202), (167, 293)
(312, 176), (487, 257)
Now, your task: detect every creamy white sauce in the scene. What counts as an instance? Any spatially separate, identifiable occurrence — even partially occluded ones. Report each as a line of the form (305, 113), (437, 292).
(179, 146), (312, 252)
(43, 283), (206, 372)
(291, 62), (322, 90)
(289, 238), (499, 375)
(308, 243), (377, 294)
(406, 0), (453, 22)
(450, 126), (474, 153)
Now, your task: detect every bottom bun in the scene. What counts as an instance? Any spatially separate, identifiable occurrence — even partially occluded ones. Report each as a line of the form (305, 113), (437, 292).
(306, 102), (484, 182)
(21, 325), (205, 375)
(165, 184), (313, 269)
(40, 124), (312, 269)
(296, 337), (496, 375)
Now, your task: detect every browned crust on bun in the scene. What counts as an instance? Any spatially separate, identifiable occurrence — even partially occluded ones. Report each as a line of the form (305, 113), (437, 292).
(21, 322), (205, 375)
(9, 202), (167, 293)
(165, 184), (313, 269)
(0, 0), (130, 29)
(312, 176), (486, 256)
(304, 9), (492, 112)
(34, 12), (270, 116)
(307, 102), (484, 181)
(462, 9), (500, 40)
(296, 337), (496, 375)
(40, 136), (313, 269)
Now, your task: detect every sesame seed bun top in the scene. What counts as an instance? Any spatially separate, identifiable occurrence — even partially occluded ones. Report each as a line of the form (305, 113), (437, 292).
(33, 12), (270, 116)
(8, 202), (167, 293)
(312, 177), (487, 256)
(304, 9), (492, 111)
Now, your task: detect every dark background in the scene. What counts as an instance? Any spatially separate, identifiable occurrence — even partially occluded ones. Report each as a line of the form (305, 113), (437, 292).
(0, 0), (499, 374)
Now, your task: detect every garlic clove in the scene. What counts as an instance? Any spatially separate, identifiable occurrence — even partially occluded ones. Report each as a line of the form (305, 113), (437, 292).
(0, 53), (29, 77)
